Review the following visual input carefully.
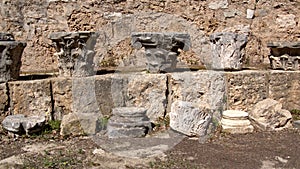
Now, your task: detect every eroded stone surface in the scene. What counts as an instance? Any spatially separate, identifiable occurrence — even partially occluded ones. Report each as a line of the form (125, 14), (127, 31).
(107, 107), (151, 138)
(126, 73), (167, 121)
(169, 71), (226, 120)
(221, 110), (254, 134)
(0, 83), (8, 115)
(0, 33), (26, 83)
(268, 42), (300, 70)
(249, 98), (293, 131)
(226, 71), (268, 112)
(48, 31), (98, 77)
(8, 79), (52, 118)
(1, 114), (46, 135)
(60, 113), (102, 136)
(269, 71), (300, 110)
(170, 101), (211, 137)
(131, 32), (190, 73)
(209, 32), (247, 70)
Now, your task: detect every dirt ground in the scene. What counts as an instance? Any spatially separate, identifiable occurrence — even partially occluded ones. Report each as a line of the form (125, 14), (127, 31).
(1, 126), (300, 169)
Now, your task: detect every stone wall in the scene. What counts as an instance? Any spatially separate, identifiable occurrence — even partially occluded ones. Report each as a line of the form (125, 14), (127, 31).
(1, 70), (299, 123)
(0, 0), (299, 73)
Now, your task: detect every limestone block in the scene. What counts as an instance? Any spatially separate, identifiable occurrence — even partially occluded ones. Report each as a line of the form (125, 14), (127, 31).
(72, 77), (100, 115)
(0, 83), (8, 115)
(51, 77), (73, 120)
(8, 79), (52, 118)
(226, 71), (268, 112)
(0, 33), (26, 83)
(1, 114), (46, 135)
(126, 73), (167, 121)
(1, 114), (24, 133)
(267, 42), (300, 70)
(48, 31), (98, 77)
(208, 0), (228, 10)
(209, 32), (248, 70)
(221, 110), (254, 134)
(169, 71), (226, 120)
(269, 71), (300, 110)
(95, 74), (128, 116)
(249, 99), (293, 131)
(131, 32), (190, 73)
(170, 101), (211, 136)
(107, 107), (151, 138)
(60, 113), (101, 136)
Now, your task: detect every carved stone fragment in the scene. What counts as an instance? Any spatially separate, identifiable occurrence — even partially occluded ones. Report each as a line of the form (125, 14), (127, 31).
(131, 32), (190, 73)
(267, 42), (300, 70)
(0, 33), (26, 83)
(48, 31), (97, 77)
(107, 107), (152, 138)
(210, 32), (247, 70)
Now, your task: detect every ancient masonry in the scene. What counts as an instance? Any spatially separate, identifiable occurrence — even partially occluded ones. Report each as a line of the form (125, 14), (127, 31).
(0, 29), (299, 137)
(0, 33), (26, 83)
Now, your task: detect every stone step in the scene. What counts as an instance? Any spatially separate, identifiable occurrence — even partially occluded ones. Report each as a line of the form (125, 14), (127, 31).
(222, 125), (254, 134)
(112, 107), (147, 117)
(107, 127), (148, 138)
(109, 116), (149, 123)
(108, 120), (151, 129)
(221, 118), (251, 127)
(222, 110), (249, 120)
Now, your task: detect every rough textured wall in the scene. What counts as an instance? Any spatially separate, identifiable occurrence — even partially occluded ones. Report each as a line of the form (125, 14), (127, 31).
(0, 0), (299, 73)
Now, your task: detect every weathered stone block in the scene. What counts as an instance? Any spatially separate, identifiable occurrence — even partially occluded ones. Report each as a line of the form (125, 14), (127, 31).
(209, 32), (247, 70)
(0, 83), (8, 115)
(169, 71), (226, 120)
(226, 71), (268, 112)
(8, 79), (52, 118)
(60, 113), (101, 136)
(1, 114), (46, 135)
(126, 73), (167, 121)
(72, 77), (100, 114)
(268, 42), (300, 70)
(131, 32), (190, 73)
(107, 107), (151, 138)
(51, 77), (73, 120)
(170, 101), (211, 136)
(48, 31), (98, 77)
(0, 33), (26, 83)
(249, 99), (293, 131)
(221, 110), (254, 134)
(269, 71), (300, 110)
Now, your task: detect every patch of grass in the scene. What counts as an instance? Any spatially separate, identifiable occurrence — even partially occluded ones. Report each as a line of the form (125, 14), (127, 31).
(98, 116), (110, 130)
(290, 109), (300, 120)
(152, 116), (170, 132)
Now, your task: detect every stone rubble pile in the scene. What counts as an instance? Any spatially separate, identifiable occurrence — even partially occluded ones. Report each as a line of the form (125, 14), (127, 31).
(221, 110), (254, 134)
(107, 107), (152, 138)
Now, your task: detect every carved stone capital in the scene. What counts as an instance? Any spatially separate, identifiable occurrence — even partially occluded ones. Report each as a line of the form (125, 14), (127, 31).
(267, 42), (300, 70)
(210, 32), (248, 70)
(48, 31), (97, 77)
(131, 32), (190, 73)
(0, 33), (26, 83)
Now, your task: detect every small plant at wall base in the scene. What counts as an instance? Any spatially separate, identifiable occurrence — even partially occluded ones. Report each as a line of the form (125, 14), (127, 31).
(152, 116), (170, 132)
(41, 120), (61, 136)
(98, 116), (110, 131)
(290, 109), (300, 121)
